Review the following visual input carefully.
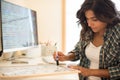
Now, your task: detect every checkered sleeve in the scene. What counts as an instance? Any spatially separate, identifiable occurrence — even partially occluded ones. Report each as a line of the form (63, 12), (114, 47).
(108, 65), (120, 80)
(108, 40), (120, 80)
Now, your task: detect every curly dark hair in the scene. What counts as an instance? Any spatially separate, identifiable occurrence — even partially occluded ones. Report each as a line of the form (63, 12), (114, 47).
(76, 0), (120, 41)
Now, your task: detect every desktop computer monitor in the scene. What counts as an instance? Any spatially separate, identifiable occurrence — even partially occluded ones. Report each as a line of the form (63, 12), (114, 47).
(0, 0), (38, 58)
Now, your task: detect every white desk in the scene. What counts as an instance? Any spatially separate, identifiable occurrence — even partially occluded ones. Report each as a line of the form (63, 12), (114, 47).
(0, 57), (79, 80)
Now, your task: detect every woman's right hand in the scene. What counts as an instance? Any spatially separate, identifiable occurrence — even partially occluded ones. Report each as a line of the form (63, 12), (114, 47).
(53, 51), (68, 61)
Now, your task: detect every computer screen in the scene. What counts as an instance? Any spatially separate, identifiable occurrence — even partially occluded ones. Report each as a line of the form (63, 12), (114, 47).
(0, 0), (38, 56)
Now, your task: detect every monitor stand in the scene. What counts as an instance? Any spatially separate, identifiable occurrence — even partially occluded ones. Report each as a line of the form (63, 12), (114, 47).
(0, 51), (2, 57)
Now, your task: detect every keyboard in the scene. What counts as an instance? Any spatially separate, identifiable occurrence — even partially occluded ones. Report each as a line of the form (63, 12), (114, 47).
(0, 57), (43, 67)
(0, 64), (80, 79)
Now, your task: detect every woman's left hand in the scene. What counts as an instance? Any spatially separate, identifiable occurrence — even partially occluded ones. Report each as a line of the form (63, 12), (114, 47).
(68, 65), (90, 77)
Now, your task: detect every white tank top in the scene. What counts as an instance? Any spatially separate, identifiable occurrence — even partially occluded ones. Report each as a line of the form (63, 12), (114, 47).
(85, 42), (102, 80)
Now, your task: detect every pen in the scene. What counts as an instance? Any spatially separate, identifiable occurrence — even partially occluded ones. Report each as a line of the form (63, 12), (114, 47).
(56, 53), (59, 66)
(55, 43), (59, 66)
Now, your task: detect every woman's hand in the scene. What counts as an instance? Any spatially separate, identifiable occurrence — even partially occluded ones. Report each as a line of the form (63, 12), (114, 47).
(68, 65), (90, 77)
(68, 65), (110, 78)
(53, 51), (68, 61)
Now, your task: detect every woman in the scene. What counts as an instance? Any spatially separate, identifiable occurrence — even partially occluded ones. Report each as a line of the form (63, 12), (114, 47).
(53, 0), (120, 80)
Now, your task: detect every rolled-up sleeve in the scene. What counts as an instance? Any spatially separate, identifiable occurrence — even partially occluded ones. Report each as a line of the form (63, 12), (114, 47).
(108, 66), (120, 80)
(108, 55), (120, 80)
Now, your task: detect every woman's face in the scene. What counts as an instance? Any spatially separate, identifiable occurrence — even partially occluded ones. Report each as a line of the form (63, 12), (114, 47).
(85, 10), (107, 33)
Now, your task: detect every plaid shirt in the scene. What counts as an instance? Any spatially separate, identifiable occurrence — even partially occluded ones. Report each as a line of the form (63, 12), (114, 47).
(70, 23), (120, 80)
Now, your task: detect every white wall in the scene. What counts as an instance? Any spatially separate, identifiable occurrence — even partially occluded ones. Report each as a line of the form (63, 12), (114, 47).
(5, 0), (62, 50)
(65, 0), (84, 53)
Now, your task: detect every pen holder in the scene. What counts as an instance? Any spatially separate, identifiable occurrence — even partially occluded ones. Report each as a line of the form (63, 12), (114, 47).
(41, 45), (56, 57)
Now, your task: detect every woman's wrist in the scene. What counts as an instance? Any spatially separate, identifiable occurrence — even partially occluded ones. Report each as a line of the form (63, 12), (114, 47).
(66, 53), (75, 61)
(65, 55), (71, 61)
(85, 69), (110, 78)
